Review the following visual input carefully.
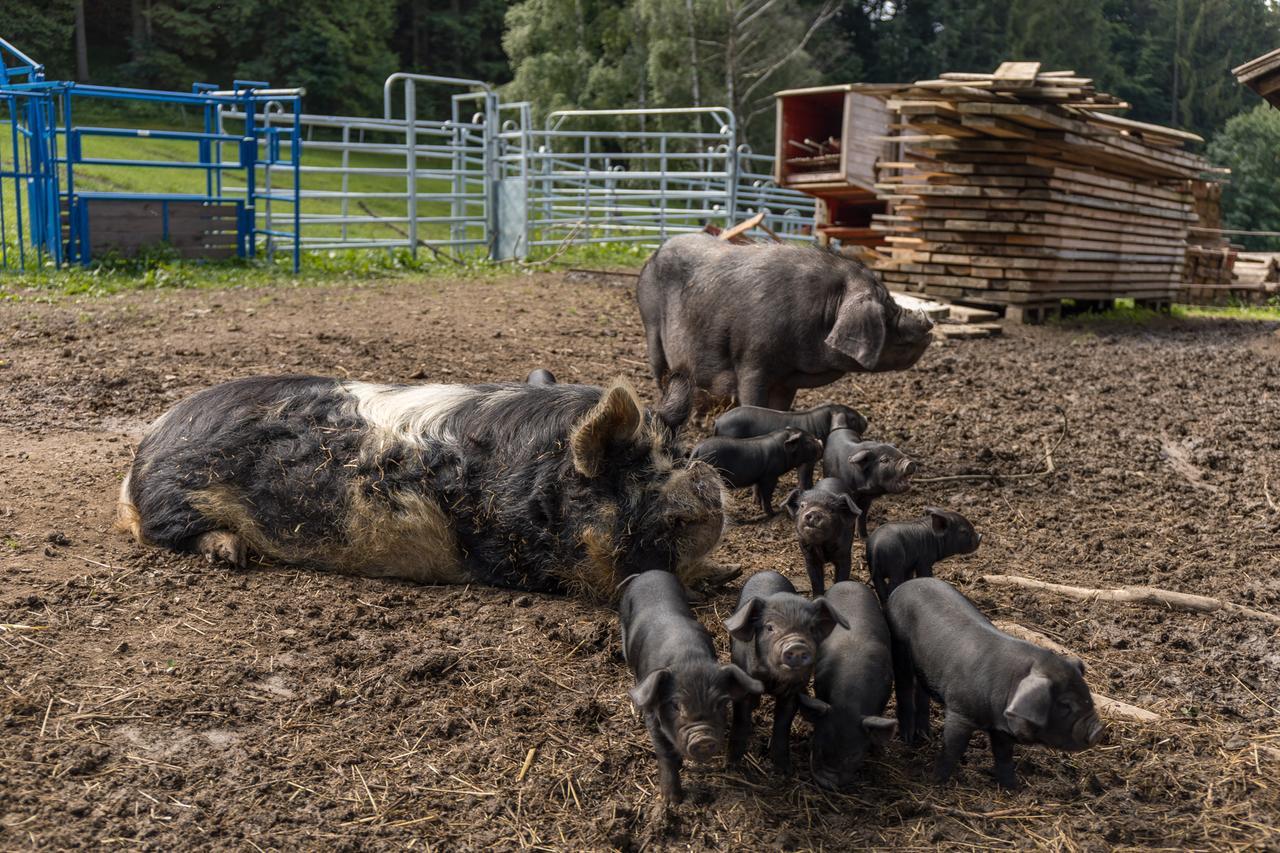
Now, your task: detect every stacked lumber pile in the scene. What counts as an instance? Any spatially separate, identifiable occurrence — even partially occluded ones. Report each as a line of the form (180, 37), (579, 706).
(1183, 181), (1238, 303)
(871, 61), (1212, 320)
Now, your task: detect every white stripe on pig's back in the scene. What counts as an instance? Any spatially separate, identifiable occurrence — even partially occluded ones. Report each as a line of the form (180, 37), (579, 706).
(343, 381), (481, 449)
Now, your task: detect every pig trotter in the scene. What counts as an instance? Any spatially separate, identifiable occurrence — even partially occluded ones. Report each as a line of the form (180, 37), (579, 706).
(647, 719), (685, 803)
(990, 731), (1020, 790)
(833, 552), (852, 586)
(803, 553), (826, 597)
(798, 462), (815, 491)
(769, 694), (800, 775)
(913, 683), (932, 741)
(892, 637), (917, 745)
(933, 710), (975, 784)
(756, 479), (778, 517)
(194, 530), (247, 569)
(728, 698), (754, 767)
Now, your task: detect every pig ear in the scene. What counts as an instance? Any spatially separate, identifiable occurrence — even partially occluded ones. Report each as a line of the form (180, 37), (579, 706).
(1005, 672), (1054, 738)
(825, 293), (887, 370)
(783, 488), (803, 518)
(849, 449), (873, 468)
(1066, 656), (1086, 676)
(570, 381), (643, 478)
(861, 715), (897, 748)
(784, 430), (802, 447)
(723, 598), (762, 643)
(628, 669), (670, 712)
(798, 693), (831, 722)
(721, 664), (764, 699)
(811, 597), (849, 641)
(925, 507), (949, 532)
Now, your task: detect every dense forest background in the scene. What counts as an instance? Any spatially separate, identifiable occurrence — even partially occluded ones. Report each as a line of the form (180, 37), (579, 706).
(5, 0), (1280, 238)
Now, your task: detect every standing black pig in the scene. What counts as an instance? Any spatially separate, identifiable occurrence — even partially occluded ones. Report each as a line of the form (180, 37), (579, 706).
(117, 377), (725, 601)
(621, 570), (763, 803)
(724, 570), (846, 774)
(867, 508), (982, 603)
(525, 368), (557, 385)
(638, 233), (933, 429)
(713, 403), (869, 443)
(712, 405), (865, 489)
(803, 581), (897, 790)
(886, 578), (1105, 790)
(823, 431), (916, 537)
(783, 477), (861, 596)
(690, 428), (824, 515)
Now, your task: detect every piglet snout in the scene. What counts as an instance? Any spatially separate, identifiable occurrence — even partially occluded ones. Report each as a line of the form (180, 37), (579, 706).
(686, 729), (720, 762)
(1086, 716), (1105, 747)
(782, 642), (813, 670)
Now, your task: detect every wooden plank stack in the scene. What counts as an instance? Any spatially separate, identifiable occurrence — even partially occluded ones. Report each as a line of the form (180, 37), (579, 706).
(871, 62), (1213, 320)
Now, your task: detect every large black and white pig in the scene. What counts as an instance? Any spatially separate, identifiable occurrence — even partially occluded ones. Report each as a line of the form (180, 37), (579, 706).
(638, 234), (933, 429)
(117, 376), (726, 600)
(621, 570), (763, 803)
(803, 581), (897, 790)
(886, 578), (1105, 790)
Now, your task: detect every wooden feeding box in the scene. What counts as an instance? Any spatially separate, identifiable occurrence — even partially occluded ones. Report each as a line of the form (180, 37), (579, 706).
(773, 84), (897, 247)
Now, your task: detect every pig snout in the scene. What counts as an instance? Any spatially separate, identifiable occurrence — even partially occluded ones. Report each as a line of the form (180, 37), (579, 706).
(781, 639), (814, 670)
(800, 508), (827, 530)
(1084, 715), (1105, 747)
(682, 725), (721, 762)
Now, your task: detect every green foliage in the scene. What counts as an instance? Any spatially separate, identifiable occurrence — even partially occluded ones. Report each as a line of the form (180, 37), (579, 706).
(2, 0), (76, 78)
(1208, 104), (1280, 252)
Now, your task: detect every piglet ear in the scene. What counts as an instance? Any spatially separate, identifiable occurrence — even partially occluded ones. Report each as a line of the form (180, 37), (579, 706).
(570, 381), (643, 478)
(1005, 672), (1054, 739)
(783, 429), (803, 448)
(811, 597), (849, 640)
(628, 669), (670, 712)
(721, 664), (764, 699)
(783, 488), (803, 518)
(825, 292), (887, 370)
(798, 693), (831, 722)
(861, 715), (897, 748)
(848, 449), (873, 468)
(1066, 656), (1086, 676)
(723, 597), (761, 643)
(925, 507), (949, 532)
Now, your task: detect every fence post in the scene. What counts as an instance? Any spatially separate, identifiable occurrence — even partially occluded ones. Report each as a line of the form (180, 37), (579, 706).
(405, 78), (417, 258)
(340, 122), (350, 242)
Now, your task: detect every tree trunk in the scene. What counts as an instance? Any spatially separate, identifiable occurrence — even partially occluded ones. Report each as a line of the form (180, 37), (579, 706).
(73, 0), (89, 81)
(684, 0), (703, 133)
(130, 0), (146, 60)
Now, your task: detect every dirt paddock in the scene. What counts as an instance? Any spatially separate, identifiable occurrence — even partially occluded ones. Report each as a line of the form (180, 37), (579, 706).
(2, 272), (1279, 849)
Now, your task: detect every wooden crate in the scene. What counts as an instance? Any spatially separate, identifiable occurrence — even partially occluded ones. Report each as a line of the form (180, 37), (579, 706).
(773, 84), (895, 194)
(74, 197), (243, 261)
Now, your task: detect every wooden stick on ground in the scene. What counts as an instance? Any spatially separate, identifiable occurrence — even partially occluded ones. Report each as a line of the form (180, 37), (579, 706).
(993, 621), (1160, 722)
(983, 574), (1280, 626)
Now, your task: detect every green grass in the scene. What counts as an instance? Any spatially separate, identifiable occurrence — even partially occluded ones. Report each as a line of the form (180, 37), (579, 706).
(1052, 297), (1280, 325)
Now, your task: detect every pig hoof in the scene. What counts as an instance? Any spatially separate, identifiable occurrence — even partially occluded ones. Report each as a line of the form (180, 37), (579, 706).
(195, 530), (247, 569)
(995, 773), (1022, 791)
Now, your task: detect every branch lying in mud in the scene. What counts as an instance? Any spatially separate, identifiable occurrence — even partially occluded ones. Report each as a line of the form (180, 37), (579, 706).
(983, 574), (1280, 626)
(913, 406), (1067, 485)
(993, 621), (1160, 722)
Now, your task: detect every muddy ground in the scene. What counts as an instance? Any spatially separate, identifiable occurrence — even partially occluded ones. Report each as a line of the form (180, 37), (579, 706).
(2, 271), (1279, 850)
